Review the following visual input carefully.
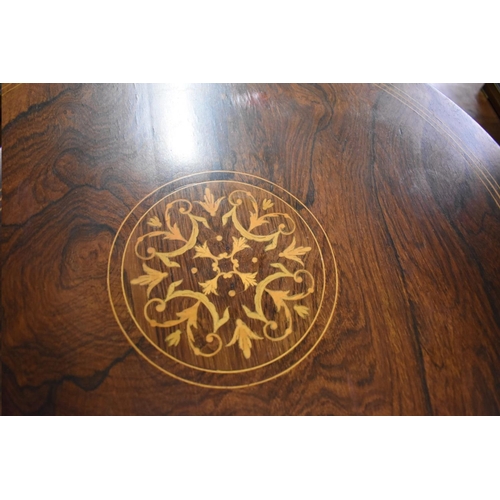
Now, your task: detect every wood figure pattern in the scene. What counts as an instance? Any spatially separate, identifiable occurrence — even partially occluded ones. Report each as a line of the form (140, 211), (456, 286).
(2, 84), (499, 414)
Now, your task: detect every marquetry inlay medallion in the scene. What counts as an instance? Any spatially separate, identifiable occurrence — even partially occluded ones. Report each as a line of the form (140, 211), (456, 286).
(108, 171), (338, 388)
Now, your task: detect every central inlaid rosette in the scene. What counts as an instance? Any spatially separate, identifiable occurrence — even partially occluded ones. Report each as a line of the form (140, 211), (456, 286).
(122, 181), (323, 372)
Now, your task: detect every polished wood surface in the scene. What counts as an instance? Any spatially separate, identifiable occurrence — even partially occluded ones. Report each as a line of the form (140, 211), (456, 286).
(2, 83), (500, 415)
(430, 83), (500, 144)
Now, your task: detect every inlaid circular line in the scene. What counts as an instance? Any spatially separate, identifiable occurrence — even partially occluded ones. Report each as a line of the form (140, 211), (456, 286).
(108, 170), (339, 389)
(2, 83), (23, 97)
(120, 179), (327, 374)
(374, 83), (500, 210)
(382, 83), (500, 193)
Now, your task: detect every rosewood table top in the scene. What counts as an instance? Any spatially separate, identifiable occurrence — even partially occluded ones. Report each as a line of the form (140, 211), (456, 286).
(2, 83), (499, 415)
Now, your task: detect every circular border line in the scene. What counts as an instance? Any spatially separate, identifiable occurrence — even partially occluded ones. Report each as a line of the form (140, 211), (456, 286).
(107, 171), (339, 389)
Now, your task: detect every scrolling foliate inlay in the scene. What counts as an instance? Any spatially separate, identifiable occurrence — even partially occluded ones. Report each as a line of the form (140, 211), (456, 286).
(109, 172), (337, 388)
(129, 187), (315, 361)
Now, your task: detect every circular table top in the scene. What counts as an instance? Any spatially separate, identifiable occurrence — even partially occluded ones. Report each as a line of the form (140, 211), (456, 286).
(2, 83), (499, 414)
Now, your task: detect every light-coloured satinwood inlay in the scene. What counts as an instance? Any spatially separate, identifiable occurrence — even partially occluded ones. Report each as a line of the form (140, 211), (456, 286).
(108, 172), (338, 388)
(130, 186), (314, 361)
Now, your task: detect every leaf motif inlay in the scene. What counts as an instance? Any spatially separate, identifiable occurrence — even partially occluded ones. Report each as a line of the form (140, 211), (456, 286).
(130, 186), (316, 359)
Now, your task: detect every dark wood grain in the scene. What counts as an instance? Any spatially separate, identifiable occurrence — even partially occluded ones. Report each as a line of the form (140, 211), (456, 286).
(2, 83), (499, 415)
(483, 83), (500, 121)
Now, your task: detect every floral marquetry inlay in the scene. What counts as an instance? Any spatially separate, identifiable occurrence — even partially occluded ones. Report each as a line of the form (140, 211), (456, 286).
(108, 172), (338, 388)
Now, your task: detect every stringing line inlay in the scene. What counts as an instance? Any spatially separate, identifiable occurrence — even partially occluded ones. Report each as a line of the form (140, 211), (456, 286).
(108, 172), (338, 388)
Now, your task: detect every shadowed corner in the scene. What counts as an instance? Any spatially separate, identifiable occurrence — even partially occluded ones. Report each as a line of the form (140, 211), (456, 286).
(0, 88), (2, 414)
(429, 83), (500, 145)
